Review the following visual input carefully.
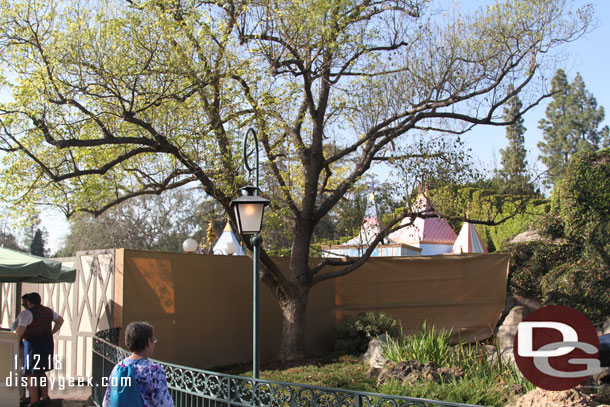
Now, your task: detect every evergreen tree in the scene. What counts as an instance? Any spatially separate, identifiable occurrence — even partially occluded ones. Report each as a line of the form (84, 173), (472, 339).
(29, 228), (46, 256)
(497, 87), (530, 192)
(538, 70), (609, 185)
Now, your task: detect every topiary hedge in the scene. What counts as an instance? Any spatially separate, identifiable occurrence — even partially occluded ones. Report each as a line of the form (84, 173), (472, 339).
(503, 240), (579, 299)
(430, 185), (549, 251)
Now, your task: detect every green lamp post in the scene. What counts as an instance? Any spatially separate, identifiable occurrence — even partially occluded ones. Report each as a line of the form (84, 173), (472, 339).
(230, 128), (269, 379)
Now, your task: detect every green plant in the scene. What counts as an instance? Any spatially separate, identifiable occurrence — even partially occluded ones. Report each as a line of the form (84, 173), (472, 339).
(379, 324), (534, 406)
(503, 239), (580, 299)
(381, 322), (453, 367)
(374, 376), (515, 407)
(334, 312), (401, 355)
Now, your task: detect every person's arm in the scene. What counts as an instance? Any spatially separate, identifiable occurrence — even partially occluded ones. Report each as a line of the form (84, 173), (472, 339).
(51, 315), (64, 335)
(15, 325), (26, 336)
(13, 310), (32, 337)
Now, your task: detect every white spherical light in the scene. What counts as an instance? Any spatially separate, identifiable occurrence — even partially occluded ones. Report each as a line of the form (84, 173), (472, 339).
(183, 238), (198, 253)
(223, 240), (237, 255)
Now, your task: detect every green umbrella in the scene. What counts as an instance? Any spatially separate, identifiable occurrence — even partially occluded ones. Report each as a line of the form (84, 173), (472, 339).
(0, 247), (76, 283)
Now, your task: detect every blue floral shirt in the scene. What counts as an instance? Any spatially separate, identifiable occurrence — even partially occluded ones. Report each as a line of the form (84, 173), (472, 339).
(102, 358), (174, 407)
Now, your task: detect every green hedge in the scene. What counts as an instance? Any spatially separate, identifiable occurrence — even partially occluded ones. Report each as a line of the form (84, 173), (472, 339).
(333, 312), (401, 355)
(501, 149), (610, 325)
(430, 186), (549, 251)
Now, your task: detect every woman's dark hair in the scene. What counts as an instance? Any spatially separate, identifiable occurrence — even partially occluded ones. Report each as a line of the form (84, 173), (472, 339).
(124, 322), (154, 353)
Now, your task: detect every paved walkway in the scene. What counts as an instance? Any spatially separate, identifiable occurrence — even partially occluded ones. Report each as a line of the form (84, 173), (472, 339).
(48, 386), (92, 406)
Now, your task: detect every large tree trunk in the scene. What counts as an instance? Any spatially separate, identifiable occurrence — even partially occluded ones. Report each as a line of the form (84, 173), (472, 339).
(277, 288), (309, 361)
(276, 217), (314, 361)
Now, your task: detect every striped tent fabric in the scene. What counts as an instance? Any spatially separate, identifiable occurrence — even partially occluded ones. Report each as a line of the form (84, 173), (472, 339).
(452, 222), (488, 254)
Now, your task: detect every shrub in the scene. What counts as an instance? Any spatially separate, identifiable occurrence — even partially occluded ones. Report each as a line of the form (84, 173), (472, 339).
(378, 324), (533, 407)
(503, 240), (580, 299)
(540, 257), (610, 325)
(334, 312), (401, 355)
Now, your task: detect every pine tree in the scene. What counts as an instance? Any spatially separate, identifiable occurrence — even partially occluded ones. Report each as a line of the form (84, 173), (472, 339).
(29, 228), (46, 256)
(538, 70), (609, 185)
(497, 87), (530, 192)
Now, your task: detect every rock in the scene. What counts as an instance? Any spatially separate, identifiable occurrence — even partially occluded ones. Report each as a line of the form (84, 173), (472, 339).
(374, 361), (464, 386)
(367, 366), (381, 378)
(511, 295), (542, 314)
(604, 318), (610, 335)
(376, 360), (425, 385)
(596, 367), (610, 385)
(597, 384), (610, 405)
(496, 305), (531, 349)
(503, 305), (530, 325)
(509, 230), (542, 244)
(497, 325), (518, 349)
(361, 334), (389, 368)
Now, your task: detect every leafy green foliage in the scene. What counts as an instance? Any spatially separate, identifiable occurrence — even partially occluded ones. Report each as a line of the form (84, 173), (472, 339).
(0, 0), (595, 360)
(555, 149), (610, 246)
(56, 189), (225, 256)
(502, 149), (610, 324)
(431, 186), (549, 251)
(0, 230), (23, 251)
(333, 312), (401, 355)
(224, 345), (531, 407)
(540, 258), (610, 325)
(503, 240), (580, 299)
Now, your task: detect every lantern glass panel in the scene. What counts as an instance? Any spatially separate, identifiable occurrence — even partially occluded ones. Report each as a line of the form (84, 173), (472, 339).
(235, 203), (264, 233)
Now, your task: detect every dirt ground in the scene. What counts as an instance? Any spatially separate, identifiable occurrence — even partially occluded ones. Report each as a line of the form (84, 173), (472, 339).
(509, 386), (610, 407)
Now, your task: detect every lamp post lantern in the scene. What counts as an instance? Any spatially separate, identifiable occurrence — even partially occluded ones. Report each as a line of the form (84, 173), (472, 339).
(229, 128), (269, 379)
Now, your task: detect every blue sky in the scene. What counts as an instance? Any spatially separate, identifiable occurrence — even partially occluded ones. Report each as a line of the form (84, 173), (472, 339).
(464, 0), (610, 173)
(30, 0), (610, 252)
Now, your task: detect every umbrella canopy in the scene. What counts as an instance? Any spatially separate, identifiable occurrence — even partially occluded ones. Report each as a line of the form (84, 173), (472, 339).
(0, 247), (76, 283)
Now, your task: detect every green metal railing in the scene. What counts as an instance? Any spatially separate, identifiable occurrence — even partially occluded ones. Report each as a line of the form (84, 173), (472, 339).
(91, 332), (485, 407)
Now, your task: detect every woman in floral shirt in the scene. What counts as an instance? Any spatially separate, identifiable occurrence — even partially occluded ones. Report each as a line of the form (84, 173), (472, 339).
(103, 322), (174, 407)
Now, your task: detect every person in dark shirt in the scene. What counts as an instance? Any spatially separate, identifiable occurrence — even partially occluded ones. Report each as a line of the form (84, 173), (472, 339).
(14, 292), (64, 405)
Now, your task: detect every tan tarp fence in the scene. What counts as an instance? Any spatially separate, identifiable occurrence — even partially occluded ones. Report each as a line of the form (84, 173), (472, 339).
(117, 250), (335, 369)
(335, 254), (510, 342)
(117, 250), (509, 368)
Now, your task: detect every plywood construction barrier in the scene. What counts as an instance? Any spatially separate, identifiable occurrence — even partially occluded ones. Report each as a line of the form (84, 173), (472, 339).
(117, 250), (509, 368)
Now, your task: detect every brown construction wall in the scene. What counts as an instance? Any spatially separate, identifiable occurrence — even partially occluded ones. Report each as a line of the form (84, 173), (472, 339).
(117, 250), (509, 368)
(335, 254), (510, 342)
(118, 249), (335, 369)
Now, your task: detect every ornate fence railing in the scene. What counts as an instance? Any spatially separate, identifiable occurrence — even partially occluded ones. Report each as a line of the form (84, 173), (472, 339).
(92, 332), (484, 407)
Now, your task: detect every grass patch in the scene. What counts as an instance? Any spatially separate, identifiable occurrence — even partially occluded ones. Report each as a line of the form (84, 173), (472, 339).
(215, 353), (376, 391)
(215, 325), (533, 407)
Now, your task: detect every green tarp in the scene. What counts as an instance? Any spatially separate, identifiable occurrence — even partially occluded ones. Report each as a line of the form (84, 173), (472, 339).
(0, 247), (76, 283)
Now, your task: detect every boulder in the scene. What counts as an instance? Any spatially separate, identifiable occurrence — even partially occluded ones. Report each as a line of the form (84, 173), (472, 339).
(496, 305), (532, 349)
(604, 317), (610, 335)
(361, 334), (389, 369)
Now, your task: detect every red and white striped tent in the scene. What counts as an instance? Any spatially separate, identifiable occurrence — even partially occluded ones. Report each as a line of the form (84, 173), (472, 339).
(452, 222), (488, 254)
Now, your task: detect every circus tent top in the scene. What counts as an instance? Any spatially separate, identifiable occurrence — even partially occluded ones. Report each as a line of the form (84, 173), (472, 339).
(452, 222), (488, 254)
(212, 222), (245, 255)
